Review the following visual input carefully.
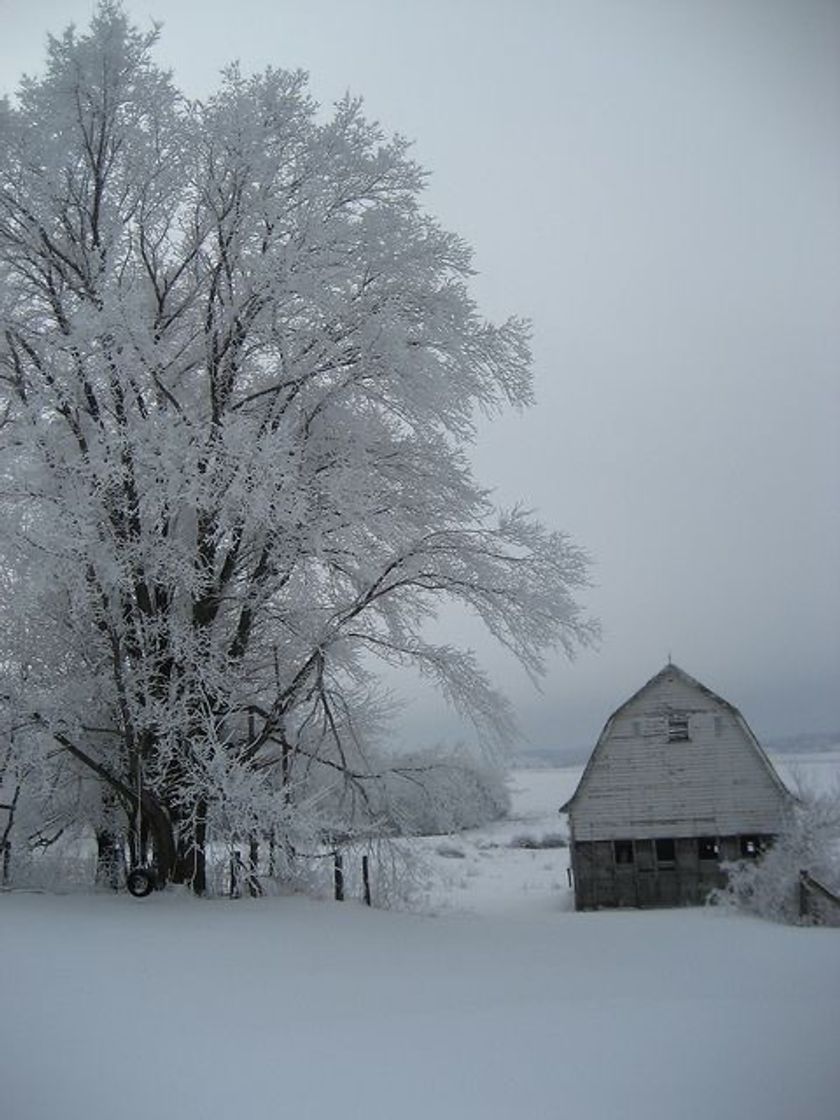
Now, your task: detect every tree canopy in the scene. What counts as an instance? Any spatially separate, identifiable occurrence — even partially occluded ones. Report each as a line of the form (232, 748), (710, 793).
(0, 2), (595, 892)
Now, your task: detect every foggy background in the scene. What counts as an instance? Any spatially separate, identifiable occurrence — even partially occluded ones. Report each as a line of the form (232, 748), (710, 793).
(2, 0), (838, 754)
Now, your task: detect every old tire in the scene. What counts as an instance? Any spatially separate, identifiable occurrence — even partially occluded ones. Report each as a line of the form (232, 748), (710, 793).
(126, 868), (155, 898)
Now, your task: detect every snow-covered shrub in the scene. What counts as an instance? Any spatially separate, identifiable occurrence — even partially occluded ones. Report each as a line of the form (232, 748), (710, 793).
(713, 790), (840, 925)
(509, 831), (567, 849)
(436, 843), (467, 859)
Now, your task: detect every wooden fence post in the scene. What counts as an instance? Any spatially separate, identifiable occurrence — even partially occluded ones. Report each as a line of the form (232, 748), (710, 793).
(362, 854), (371, 907)
(333, 850), (344, 901)
(248, 835), (260, 898)
(229, 850), (240, 899)
(799, 869), (808, 921)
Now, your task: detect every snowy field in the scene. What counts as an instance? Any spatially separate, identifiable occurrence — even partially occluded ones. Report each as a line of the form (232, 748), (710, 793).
(412, 765), (580, 917)
(2, 760), (839, 1120)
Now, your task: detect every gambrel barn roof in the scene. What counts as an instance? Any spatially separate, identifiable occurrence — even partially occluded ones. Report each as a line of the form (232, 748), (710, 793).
(562, 663), (792, 840)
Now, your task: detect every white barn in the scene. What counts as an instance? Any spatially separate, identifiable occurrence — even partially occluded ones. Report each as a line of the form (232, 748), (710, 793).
(562, 663), (792, 909)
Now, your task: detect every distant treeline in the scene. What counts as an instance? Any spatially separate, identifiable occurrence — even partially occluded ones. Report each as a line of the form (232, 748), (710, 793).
(763, 732), (840, 756)
(512, 747), (590, 768)
(514, 731), (840, 770)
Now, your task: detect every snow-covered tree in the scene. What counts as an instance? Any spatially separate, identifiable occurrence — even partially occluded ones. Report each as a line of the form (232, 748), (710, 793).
(0, 2), (595, 892)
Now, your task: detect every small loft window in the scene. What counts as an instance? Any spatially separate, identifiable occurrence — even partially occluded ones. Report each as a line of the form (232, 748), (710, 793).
(655, 838), (676, 864)
(714, 716), (723, 738)
(697, 837), (719, 861)
(613, 840), (634, 865)
(668, 713), (690, 742)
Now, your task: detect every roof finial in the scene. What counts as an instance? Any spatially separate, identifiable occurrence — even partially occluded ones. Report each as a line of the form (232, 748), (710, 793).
(667, 650), (672, 665)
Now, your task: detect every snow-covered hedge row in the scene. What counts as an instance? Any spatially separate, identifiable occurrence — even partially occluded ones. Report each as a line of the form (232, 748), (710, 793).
(367, 746), (510, 836)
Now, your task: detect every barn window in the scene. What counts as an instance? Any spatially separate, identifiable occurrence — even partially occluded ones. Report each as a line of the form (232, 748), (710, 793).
(697, 837), (719, 861)
(613, 840), (634, 865)
(739, 835), (767, 858)
(714, 716), (723, 737)
(667, 713), (690, 742)
(655, 838), (676, 864)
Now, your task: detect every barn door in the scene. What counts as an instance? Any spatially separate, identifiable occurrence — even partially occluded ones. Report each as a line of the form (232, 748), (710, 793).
(634, 840), (656, 907)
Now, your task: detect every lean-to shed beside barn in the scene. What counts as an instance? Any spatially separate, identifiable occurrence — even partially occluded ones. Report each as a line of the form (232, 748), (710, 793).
(562, 663), (792, 910)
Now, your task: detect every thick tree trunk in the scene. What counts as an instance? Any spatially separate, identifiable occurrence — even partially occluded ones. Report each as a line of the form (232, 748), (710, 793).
(1, 783), (19, 886)
(95, 829), (125, 890)
(137, 793), (177, 890)
(95, 788), (126, 890)
(171, 800), (208, 895)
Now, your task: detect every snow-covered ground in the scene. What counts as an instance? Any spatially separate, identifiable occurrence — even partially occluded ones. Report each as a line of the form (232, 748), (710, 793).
(412, 765), (579, 917)
(2, 762), (839, 1120)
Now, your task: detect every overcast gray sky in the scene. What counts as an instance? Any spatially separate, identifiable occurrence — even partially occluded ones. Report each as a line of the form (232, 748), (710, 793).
(2, 0), (838, 752)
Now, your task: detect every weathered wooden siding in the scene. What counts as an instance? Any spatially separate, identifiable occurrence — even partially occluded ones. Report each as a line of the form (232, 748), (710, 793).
(569, 835), (753, 909)
(568, 668), (789, 842)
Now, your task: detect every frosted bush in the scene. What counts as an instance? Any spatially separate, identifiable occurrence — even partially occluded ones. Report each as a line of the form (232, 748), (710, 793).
(714, 791), (840, 925)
